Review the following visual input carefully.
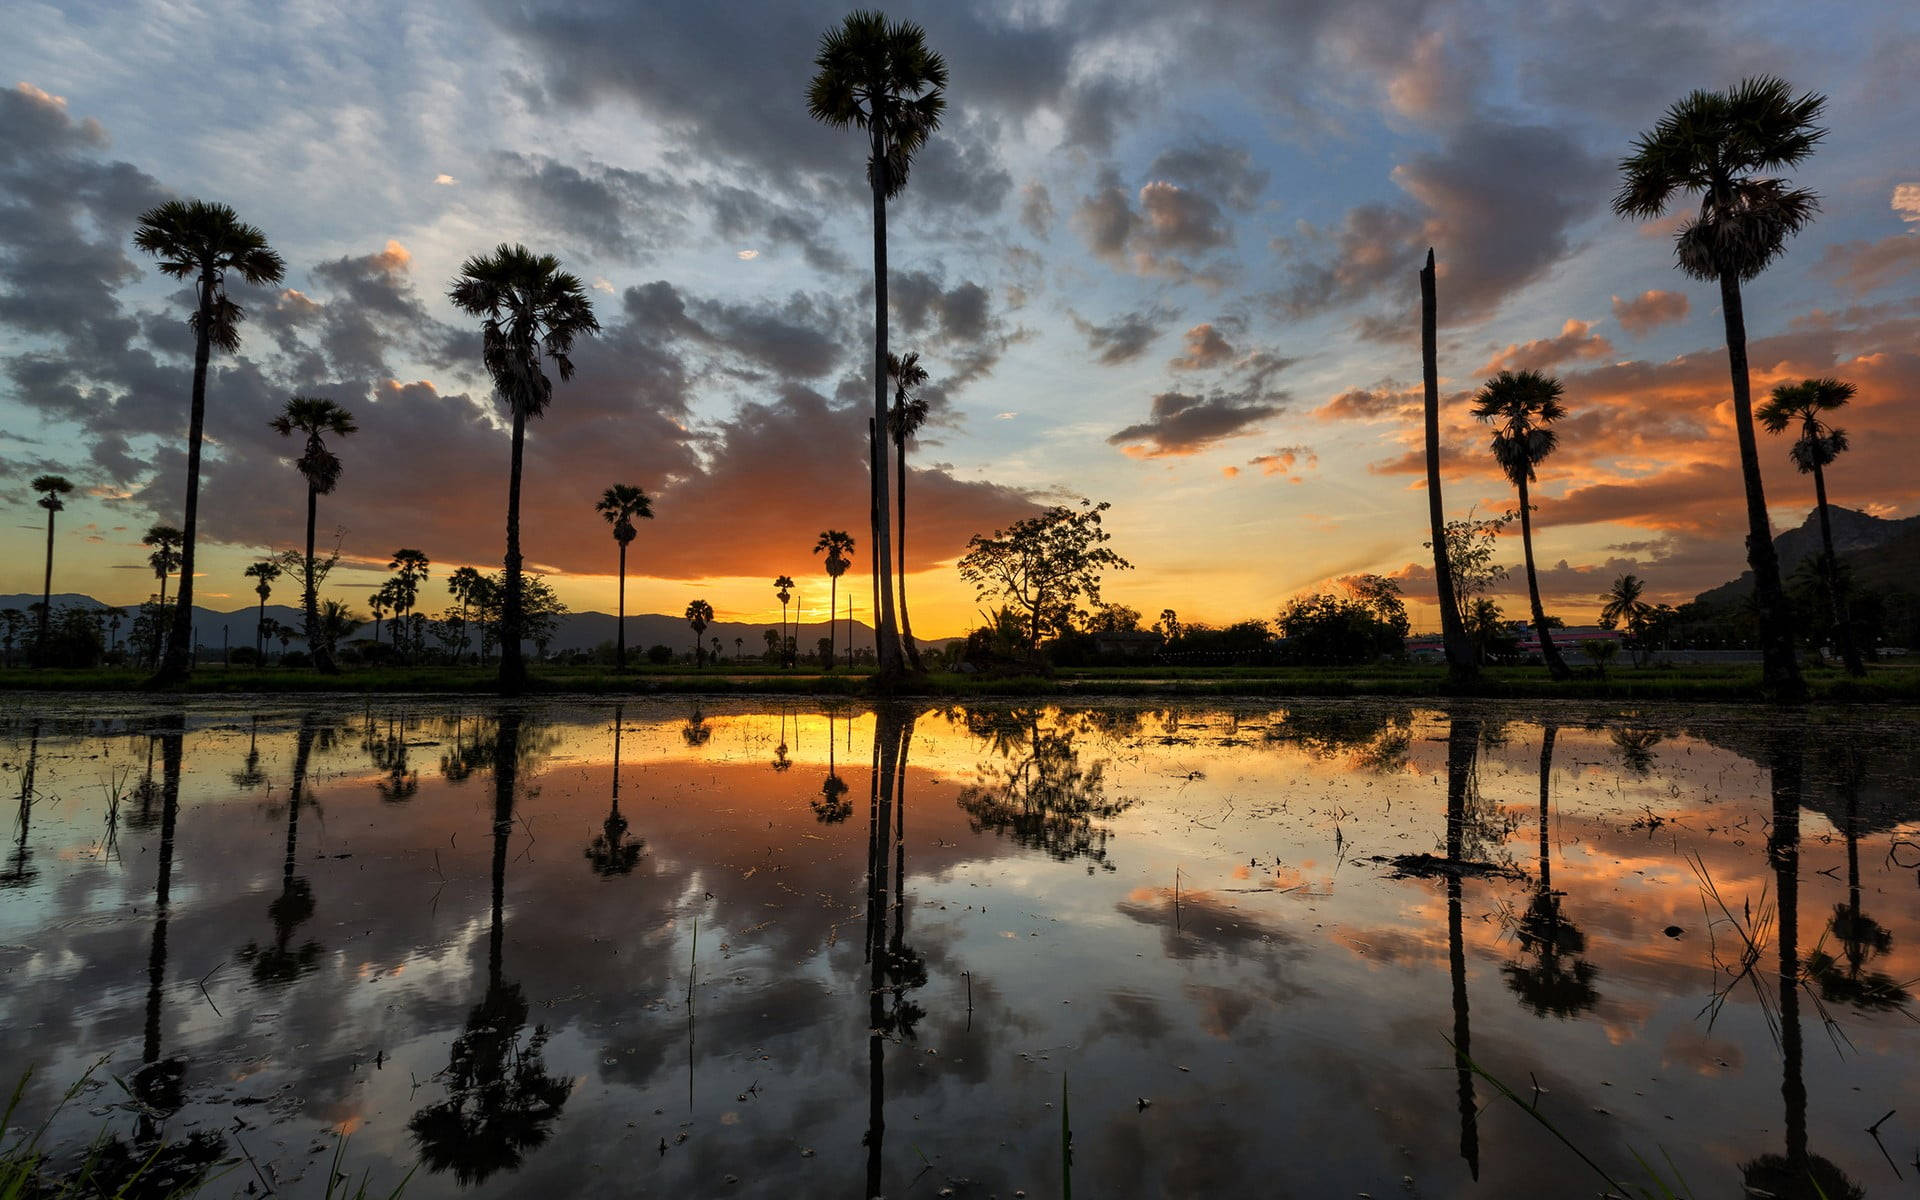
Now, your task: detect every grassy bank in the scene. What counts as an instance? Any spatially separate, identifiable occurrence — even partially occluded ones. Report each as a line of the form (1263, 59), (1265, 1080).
(2, 661), (1917, 703)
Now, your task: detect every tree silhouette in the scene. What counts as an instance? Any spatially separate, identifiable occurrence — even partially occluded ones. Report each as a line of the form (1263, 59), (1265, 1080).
(1758, 378), (1866, 676)
(1444, 715), (1482, 1179)
(1502, 724), (1600, 1017)
(773, 575), (796, 668)
(140, 524), (183, 669)
(242, 559), (281, 666)
(133, 199), (285, 684)
(684, 599), (713, 666)
(30, 474), (73, 667)
(957, 710), (1135, 871)
(887, 351), (931, 671)
(1615, 77), (1826, 700)
(1421, 249), (1477, 681)
(808, 11), (946, 682)
(238, 714), (325, 986)
(814, 530), (855, 671)
(448, 244), (601, 695)
(448, 566), (487, 663)
(270, 395), (356, 673)
(1472, 370), (1572, 680)
(596, 484), (654, 670)
(387, 549), (431, 659)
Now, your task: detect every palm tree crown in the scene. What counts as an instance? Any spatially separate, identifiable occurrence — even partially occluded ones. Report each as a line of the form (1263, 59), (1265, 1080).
(1612, 76), (1825, 283)
(143, 524), (183, 579)
(245, 560), (281, 597)
(32, 475), (73, 513)
(1758, 378), (1852, 474)
(270, 396), (357, 494)
(133, 199), (286, 349)
(807, 12), (949, 200)
(685, 600), (713, 635)
(447, 244), (600, 420)
(1471, 370), (1565, 485)
(1599, 574), (1653, 632)
(815, 530), (855, 575)
(887, 351), (930, 444)
(597, 484), (654, 545)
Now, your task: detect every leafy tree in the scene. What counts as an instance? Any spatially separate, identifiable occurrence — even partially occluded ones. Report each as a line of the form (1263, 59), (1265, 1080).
(887, 350), (931, 670)
(1581, 638), (1619, 679)
(1464, 597), (1514, 662)
(0, 608), (23, 668)
(814, 530), (855, 671)
(1614, 76), (1825, 700)
(808, 11), (947, 681)
(1472, 369), (1572, 679)
(1156, 609), (1180, 642)
(1342, 575), (1411, 641)
(141, 524), (183, 668)
(448, 244), (601, 695)
(30, 474), (74, 665)
(243, 559), (282, 666)
(646, 643), (672, 666)
(1425, 511), (1512, 660)
(958, 500), (1133, 656)
(684, 599), (713, 666)
(447, 566), (488, 662)
(134, 199), (285, 683)
(1277, 593), (1403, 664)
(1759, 378), (1865, 675)
(270, 395), (356, 673)
(1087, 603), (1141, 633)
(318, 600), (362, 655)
(596, 483), (654, 669)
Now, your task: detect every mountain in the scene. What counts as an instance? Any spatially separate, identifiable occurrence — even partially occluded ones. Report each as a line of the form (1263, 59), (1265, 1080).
(0, 593), (949, 656)
(1692, 506), (1920, 609)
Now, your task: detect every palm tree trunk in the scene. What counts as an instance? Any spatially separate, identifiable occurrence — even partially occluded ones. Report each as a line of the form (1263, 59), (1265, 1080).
(895, 435), (924, 671)
(154, 572), (169, 669)
(1537, 723), (1556, 892)
(868, 130), (903, 680)
(37, 505), (55, 667)
(1422, 249), (1476, 682)
(827, 575), (839, 672)
(499, 409), (528, 696)
(615, 540), (628, 671)
(1810, 462), (1865, 676)
(156, 276), (216, 684)
(1718, 269), (1803, 700)
(255, 593), (267, 666)
(1516, 477), (1570, 680)
(303, 483), (338, 674)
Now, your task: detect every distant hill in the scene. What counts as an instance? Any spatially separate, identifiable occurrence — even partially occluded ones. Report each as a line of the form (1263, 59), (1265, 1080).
(0, 592), (948, 656)
(1692, 506), (1920, 609)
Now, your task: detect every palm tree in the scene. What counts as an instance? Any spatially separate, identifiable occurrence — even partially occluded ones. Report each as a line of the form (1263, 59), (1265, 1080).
(887, 351), (931, 671)
(596, 484), (654, 670)
(448, 244), (601, 696)
(141, 524), (183, 669)
(734, 637), (743, 661)
(30, 475), (74, 666)
(808, 12), (947, 682)
(814, 530), (855, 671)
(1598, 573), (1654, 663)
(243, 559), (281, 666)
(1421, 249), (1477, 681)
(104, 606), (124, 656)
(773, 575), (796, 668)
(1472, 370), (1572, 680)
(388, 549), (431, 659)
(1758, 378), (1865, 676)
(447, 566), (485, 664)
(1, 610), (24, 669)
(133, 200), (285, 684)
(270, 395), (356, 674)
(684, 599), (713, 667)
(1614, 77), (1824, 700)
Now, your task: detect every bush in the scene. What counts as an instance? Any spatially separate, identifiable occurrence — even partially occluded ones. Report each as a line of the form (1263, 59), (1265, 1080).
(229, 646), (260, 666)
(280, 650), (312, 669)
(646, 644), (673, 665)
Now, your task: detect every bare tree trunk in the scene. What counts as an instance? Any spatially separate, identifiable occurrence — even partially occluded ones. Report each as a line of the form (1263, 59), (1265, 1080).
(499, 409), (528, 695)
(1810, 462), (1865, 676)
(1516, 476), (1570, 679)
(1422, 249), (1476, 682)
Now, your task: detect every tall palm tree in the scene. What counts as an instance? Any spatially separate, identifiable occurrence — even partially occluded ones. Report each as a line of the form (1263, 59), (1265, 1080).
(243, 559), (281, 666)
(887, 351), (931, 671)
(270, 396), (356, 674)
(30, 475), (74, 666)
(133, 200), (285, 685)
(808, 12), (947, 682)
(814, 530), (855, 671)
(684, 599), (713, 667)
(142, 524), (183, 669)
(1421, 249), (1476, 681)
(1614, 77), (1824, 700)
(448, 244), (601, 696)
(773, 575), (796, 668)
(388, 549), (431, 659)
(1758, 378), (1865, 676)
(596, 484), (654, 670)
(1472, 369), (1572, 680)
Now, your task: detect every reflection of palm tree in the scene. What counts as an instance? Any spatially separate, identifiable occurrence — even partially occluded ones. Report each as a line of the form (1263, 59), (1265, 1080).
(1609, 726), (1665, 777)
(410, 708), (571, 1185)
(773, 707), (792, 773)
(1741, 738), (1864, 1199)
(230, 714), (268, 790)
(368, 711), (419, 801)
(814, 708), (852, 822)
(863, 706), (927, 1196)
(2, 719), (40, 889)
(1444, 715), (1481, 1180)
(1503, 724), (1600, 1018)
(239, 714), (323, 987)
(1807, 750), (1908, 1012)
(585, 704), (642, 878)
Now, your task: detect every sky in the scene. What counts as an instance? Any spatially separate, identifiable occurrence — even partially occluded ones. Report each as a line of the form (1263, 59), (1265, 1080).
(1, 0), (1917, 638)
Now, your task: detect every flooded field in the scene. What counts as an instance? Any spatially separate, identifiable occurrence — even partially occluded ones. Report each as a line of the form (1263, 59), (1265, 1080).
(2, 697), (1917, 1197)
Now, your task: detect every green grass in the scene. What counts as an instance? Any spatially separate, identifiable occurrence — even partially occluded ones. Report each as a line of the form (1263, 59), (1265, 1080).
(3, 661), (1917, 704)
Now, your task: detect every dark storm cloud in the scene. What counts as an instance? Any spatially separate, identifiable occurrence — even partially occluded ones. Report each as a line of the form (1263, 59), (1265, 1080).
(1069, 306), (1172, 366)
(491, 151), (688, 261)
(706, 184), (848, 273)
(1107, 389), (1284, 458)
(625, 279), (848, 380)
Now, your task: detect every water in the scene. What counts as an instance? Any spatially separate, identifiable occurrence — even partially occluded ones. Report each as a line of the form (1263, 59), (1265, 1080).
(2, 697), (1916, 1198)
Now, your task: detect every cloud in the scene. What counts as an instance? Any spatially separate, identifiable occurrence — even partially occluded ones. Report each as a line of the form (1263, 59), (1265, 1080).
(1315, 383), (1420, 422)
(1072, 170), (1232, 286)
(1070, 307), (1169, 366)
(1611, 290), (1690, 337)
(1817, 235), (1920, 295)
(1019, 182), (1054, 238)
(1168, 323), (1235, 370)
(492, 151), (687, 262)
(1478, 319), (1613, 375)
(1107, 390), (1284, 458)
(1146, 140), (1268, 210)
(1247, 446), (1318, 478)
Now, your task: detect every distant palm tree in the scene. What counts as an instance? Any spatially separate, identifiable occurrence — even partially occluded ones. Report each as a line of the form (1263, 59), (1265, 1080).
(1598, 574), (1655, 656)
(734, 636), (744, 661)
(1759, 378), (1865, 676)
(141, 524), (183, 668)
(685, 599), (714, 667)
(887, 351), (931, 671)
(388, 549), (431, 659)
(104, 606), (124, 656)
(243, 559), (282, 666)
(773, 575), (796, 667)
(1614, 77), (1824, 701)
(808, 11), (947, 682)
(1158, 609), (1180, 642)
(447, 566), (486, 664)
(30, 475), (74, 666)
(448, 244), (601, 696)
(596, 484), (655, 669)
(270, 395), (356, 674)
(814, 530), (855, 671)
(134, 199), (285, 684)
(1472, 370), (1572, 681)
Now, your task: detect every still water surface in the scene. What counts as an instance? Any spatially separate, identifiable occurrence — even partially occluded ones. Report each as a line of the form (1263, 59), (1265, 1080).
(2, 698), (1917, 1197)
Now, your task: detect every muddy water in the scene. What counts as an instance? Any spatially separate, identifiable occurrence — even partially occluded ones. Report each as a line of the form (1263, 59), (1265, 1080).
(1, 697), (1916, 1198)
